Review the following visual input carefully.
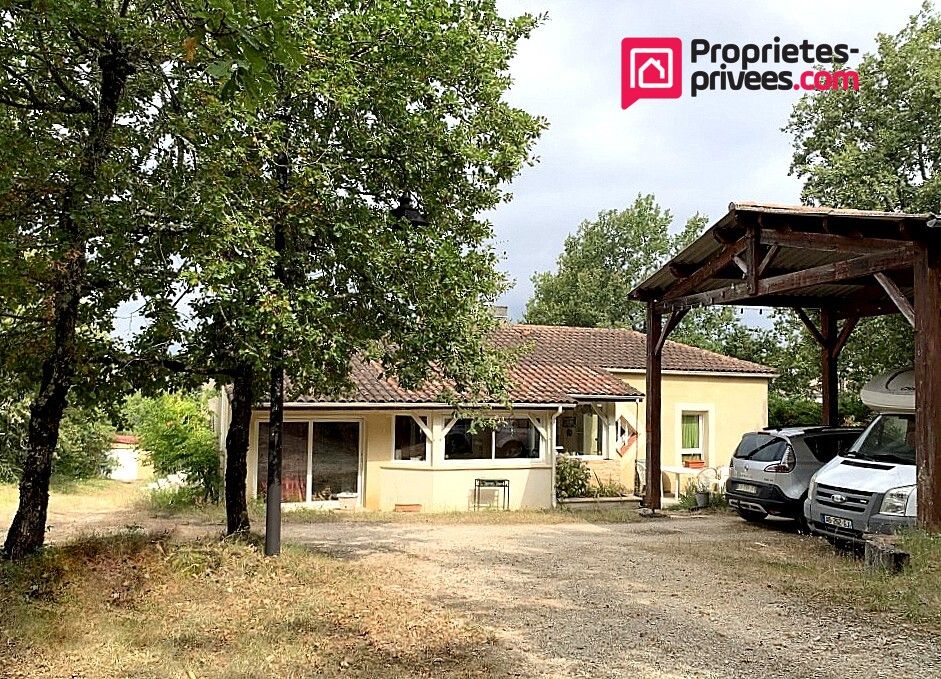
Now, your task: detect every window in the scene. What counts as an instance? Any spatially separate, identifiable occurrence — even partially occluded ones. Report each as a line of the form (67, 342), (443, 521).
(555, 405), (603, 456)
(257, 421), (310, 502)
(495, 419), (540, 459)
(851, 415), (916, 464)
(681, 412), (704, 461)
(394, 415), (428, 461)
(805, 432), (861, 463)
(733, 433), (787, 462)
(445, 418), (541, 461)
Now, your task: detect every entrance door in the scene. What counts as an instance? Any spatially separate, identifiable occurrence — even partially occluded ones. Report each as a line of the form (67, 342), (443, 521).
(312, 421), (360, 501)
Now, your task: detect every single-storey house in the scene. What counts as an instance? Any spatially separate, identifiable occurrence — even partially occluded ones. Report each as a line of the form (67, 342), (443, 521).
(215, 324), (774, 511)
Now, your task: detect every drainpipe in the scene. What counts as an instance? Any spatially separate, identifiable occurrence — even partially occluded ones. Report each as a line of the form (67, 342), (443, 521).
(550, 406), (562, 508)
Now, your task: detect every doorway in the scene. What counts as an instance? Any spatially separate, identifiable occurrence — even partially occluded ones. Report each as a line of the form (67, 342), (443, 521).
(256, 419), (362, 504)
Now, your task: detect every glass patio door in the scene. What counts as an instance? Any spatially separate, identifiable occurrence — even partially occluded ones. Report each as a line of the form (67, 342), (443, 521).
(256, 421), (309, 502)
(311, 421), (360, 501)
(257, 420), (360, 503)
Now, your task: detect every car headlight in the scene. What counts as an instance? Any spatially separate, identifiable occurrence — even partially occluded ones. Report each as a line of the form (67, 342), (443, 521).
(808, 478), (817, 498)
(880, 485), (915, 515)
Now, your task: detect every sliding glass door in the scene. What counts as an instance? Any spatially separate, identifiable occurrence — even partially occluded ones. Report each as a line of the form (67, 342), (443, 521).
(256, 419), (360, 503)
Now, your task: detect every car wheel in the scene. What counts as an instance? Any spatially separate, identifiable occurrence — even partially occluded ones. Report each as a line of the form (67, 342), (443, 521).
(737, 508), (767, 523)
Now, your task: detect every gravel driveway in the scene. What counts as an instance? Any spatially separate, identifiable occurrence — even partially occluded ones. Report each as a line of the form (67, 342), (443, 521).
(285, 515), (940, 679)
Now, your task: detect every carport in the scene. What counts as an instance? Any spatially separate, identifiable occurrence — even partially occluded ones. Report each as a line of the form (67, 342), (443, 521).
(630, 203), (941, 527)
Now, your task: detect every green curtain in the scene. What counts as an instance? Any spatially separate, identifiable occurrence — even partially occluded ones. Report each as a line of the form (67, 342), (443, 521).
(681, 414), (701, 450)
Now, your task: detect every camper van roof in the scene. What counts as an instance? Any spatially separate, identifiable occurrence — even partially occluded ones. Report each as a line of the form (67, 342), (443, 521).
(860, 368), (916, 413)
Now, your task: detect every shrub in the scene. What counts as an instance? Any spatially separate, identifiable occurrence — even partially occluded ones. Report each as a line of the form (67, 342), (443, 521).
(125, 391), (220, 502)
(0, 397), (114, 482)
(555, 455), (590, 500)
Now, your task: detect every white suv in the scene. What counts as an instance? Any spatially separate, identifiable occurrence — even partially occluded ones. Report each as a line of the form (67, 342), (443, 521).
(726, 427), (862, 525)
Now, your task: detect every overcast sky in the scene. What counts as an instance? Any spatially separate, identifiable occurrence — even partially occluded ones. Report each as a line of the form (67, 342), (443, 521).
(490, 0), (924, 320)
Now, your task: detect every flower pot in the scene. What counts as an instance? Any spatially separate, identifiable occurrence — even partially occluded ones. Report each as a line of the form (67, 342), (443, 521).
(694, 491), (710, 508)
(683, 459), (706, 469)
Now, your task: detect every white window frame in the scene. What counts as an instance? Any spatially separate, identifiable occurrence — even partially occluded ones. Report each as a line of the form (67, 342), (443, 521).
(389, 413), (432, 466)
(555, 404), (609, 460)
(441, 413), (548, 467)
(250, 413), (365, 505)
(675, 404), (714, 466)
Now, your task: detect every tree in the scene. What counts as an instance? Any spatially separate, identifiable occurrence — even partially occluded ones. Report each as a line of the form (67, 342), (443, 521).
(133, 2), (546, 539)
(0, 1), (297, 559)
(524, 194), (741, 349)
(780, 4), (934, 406)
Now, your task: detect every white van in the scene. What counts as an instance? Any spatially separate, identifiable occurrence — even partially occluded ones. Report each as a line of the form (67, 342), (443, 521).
(804, 368), (916, 543)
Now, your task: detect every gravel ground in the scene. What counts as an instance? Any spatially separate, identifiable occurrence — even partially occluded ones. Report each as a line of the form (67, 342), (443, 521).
(286, 515), (941, 679)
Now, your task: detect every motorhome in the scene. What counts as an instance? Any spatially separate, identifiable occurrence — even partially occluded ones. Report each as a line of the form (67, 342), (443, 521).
(804, 368), (916, 543)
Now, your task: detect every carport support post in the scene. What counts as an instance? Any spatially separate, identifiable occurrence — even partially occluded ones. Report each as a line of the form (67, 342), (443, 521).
(914, 239), (941, 530)
(820, 309), (839, 427)
(644, 302), (663, 510)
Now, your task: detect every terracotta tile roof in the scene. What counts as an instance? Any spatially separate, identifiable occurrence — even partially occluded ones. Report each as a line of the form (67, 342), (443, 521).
(290, 323), (772, 407)
(493, 324), (775, 374)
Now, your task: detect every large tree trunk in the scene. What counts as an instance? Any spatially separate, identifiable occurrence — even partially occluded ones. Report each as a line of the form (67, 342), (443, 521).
(3, 47), (132, 560)
(224, 367), (254, 535)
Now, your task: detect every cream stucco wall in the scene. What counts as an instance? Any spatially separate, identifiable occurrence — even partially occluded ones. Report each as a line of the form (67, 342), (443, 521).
(614, 371), (770, 495)
(238, 371), (768, 509)
(248, 408), (557, 511)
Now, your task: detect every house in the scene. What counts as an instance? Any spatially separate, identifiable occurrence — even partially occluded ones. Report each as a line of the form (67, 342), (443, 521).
(107, 434), (151, 482)
(217, 324), (774, 511)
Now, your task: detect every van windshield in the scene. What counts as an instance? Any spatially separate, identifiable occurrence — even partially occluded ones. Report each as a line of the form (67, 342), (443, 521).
(733, 433), (787, 462)
(848, 415), (916, 465)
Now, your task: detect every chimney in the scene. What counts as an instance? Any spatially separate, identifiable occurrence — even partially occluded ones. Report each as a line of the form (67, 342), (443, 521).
(490, 305), (509, 323)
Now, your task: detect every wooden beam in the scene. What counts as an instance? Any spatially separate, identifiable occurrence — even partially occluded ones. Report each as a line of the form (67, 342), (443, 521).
(733, 255), (748, 275)
(663, 236), (748, 301)
(655, 308), (689, 356)
(833, 316), (859, 357)
(914, 239), (941, 530)
(759, 229), (907, 254)
(757, 244), (781, 277)
(874, 272), (915, 328)
(793, 307), (826, 347)
(747, 226), (761, 295)
(820, 309), (839, 426)
(657, 245), (914, 312)
(645, 303), (663, 511)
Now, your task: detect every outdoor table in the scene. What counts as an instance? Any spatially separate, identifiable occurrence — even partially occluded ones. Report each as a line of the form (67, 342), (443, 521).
(474, 478), (510, 510)
(660, 465), (703, 497)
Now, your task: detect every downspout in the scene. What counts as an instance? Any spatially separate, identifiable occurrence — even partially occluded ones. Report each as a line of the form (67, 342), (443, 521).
(550, 406), (562, 508)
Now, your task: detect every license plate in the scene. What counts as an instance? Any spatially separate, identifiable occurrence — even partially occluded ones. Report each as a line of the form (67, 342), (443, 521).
(822, 514), (853, 529)
(735, 483), (759, 494)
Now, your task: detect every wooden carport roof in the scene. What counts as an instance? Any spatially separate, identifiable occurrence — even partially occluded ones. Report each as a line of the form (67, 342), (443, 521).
(630, 202), (941, 528)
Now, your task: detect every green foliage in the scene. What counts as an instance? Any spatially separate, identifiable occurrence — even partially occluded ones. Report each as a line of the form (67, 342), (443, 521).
(676, 485), (727, 511)
(0, 396), (113, 483)
(523, 194), (746, 351)
(125, 392), (219, 502)
(555, 455), (591, 500)
(146, 486), (210, 515)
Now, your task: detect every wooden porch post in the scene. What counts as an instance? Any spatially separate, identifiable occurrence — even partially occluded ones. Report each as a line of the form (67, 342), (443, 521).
(820, 309), (839, 427)
(914, 238), (941, 530)
(645, 302), (663, 510)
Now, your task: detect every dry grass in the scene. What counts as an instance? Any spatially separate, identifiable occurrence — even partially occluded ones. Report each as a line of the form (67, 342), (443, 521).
(0, 531), (504, 679)
(281, 506), (644, 526)
(669, 528), (941, 631)
(1, 479), (144, 522)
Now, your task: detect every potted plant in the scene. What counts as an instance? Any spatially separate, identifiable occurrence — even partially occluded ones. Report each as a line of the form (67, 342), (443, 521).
(693, 481), (711, 509)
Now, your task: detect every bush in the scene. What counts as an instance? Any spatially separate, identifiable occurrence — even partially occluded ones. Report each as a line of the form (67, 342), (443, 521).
(555, 455), (590, 500)
(125, 391), (220, 502)
(0, 397), (114, 483)
(768, 393), (873, 428)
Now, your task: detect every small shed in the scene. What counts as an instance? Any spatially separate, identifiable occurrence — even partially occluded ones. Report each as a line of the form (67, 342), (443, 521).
(630, 203), (941, 527)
